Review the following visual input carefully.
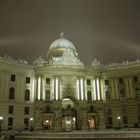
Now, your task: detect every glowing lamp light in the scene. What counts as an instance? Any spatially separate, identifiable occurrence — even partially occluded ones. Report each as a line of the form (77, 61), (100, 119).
(117, 116), (120, 120)
(30, 117), (33, 121)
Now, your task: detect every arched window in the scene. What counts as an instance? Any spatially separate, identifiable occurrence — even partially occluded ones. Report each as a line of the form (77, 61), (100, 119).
(45, 90), (50, 102)
(9, 87), (15, 99)
(105, 91), (111, 101)
(25, 89), (30, 101)
(87, 91), (92, 102)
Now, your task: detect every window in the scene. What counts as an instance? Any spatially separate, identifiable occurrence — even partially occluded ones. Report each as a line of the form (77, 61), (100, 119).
(105, 91), (111, 101)
(137, 104), (140, 113)
(24, 118), (29, 129)
(133, 76), (138, 83)
(24, 107), (30, 115)
(107, 117), (112, 125)
(8, 117), (13, 126)
(9, 87), (15, 100)
(9, 106), (14, 114)
(119, 78), (124, 84)
(87, 91), (92, 102)
(89, 105), (95, 113)
(26, 77), (30, 84)
(105, 80), (109, 86)
(135, 88), (140, 98)
(123, 116), (128, 124)
(120, 89), (126, 101)
(24, 89), (30, 101)
(46, 78), (50, 85)
(121, 105), (127, 114)
(45, 90), (50, 102)
(106, 105), (112, 114)
(10, 74), (15, 82)
(87, 79), (91, 85)
(46, 105), (50, 113)
(138, 115), (140, 123)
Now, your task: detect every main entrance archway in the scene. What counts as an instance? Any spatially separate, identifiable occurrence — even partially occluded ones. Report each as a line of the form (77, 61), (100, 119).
(61, 97), (77, 131)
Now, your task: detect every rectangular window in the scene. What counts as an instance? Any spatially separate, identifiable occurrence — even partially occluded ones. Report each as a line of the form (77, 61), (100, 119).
(106, 91), (111, 101)
(107, 117), (112, 125)
(133, 76), (138, 82)
(8, 117), (13, 126)
(11, 74), (15, 82)
(24, 107), (30, 115)
(9, 106), (14, 114)
(46, 78), (50, 85)
(87, 79), (91, 85)
(26, 77), (30, 84)
(105, 80), (109, 85)
(137, 104), (140, 113)
(119, 78), (124, 84)
(9, 87), (15, 100)
(107, 105), (112, 114)
(121, 105), (127, 114)
(24, 118), (29, 127)
(123, 116), (128, 124)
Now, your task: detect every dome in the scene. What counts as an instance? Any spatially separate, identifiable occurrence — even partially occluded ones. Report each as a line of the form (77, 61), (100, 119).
(47, 33), (77, 62)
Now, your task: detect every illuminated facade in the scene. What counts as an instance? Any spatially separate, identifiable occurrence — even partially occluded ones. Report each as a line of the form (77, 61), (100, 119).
(0, 33), (140, 131)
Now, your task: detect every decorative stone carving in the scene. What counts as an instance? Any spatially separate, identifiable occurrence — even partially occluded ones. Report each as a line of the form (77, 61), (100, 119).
(33, 56), (45, 66)
(52, 49), (84, 66)
(62, 87), (76, 98)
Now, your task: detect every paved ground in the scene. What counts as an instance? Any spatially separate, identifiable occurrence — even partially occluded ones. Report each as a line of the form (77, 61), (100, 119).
(2, 129), (140, 140)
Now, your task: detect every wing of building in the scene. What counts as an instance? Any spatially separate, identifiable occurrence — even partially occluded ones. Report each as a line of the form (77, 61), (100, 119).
(0, 33), (140, 131)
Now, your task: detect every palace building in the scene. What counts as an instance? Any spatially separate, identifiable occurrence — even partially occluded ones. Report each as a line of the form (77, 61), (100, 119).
(0, 33), (140, 131)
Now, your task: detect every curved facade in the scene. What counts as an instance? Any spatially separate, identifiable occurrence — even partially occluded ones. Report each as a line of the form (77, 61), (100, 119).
(0, 34), (140, 131)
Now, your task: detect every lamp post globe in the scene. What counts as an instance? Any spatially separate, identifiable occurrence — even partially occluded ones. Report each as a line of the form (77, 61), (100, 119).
(0, 116), (3, 137)
(30, 118), (33, 132)
(117, 116), (121, 129)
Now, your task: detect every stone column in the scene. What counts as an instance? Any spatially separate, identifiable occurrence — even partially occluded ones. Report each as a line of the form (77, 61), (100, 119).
(54, 77), (56, 100)
(100, 79), (105, 100)
(114, 78), (119, 99)
(125, 77), (130, 98)
(41, 76), (44, 100)
(76, 78), (80, 100)
(92, 78), (97, 101)
(37, 76), (41, 100)
(83, 77), (86, 100)
(99, 78), (102, 100)
(128, 77), (133, 98)
(111, 78), (115, 100)
(58, 77), (60, 100)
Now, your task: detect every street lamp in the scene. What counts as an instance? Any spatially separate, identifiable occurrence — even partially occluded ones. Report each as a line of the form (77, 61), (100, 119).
(0, 116), (3, 137)
(30, 117), (33, 132)
(117, 116), (121, 129)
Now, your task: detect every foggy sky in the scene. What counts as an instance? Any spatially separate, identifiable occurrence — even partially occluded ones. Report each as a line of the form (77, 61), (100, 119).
(0, 0), (140, 65)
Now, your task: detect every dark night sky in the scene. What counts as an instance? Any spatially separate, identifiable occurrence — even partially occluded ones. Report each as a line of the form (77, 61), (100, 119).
(0, 0), (140, 65)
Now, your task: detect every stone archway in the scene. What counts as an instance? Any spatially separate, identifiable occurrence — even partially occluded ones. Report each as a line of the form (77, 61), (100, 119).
(61, 97), (77, 131)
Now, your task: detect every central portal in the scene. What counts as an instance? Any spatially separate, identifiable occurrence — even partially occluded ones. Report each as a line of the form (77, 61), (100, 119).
(61, 97), (76, 131)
